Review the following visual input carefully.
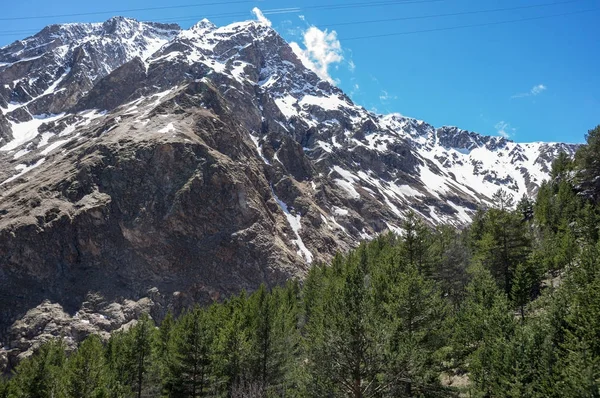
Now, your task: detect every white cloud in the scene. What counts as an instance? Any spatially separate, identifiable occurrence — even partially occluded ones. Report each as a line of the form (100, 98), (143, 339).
(379, 90), (398, 101)
(252, 7), (272, 27)
(512, 83), (547, 99)
(531, 84), (547, 95)
(299, 15), (306, 21)
(290, 26), (343, 83)
(495, 121), (516, 138)
(348, 60), (356, 72)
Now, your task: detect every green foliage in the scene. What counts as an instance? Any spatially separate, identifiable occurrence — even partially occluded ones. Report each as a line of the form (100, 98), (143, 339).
(164, 307), (215, 397)
(511, 261), (536, 322)
(401, 211), (433, 275)
(65, 335), (109, 398)
(555, 244), (600, 397)
(8, 339), (67, 398)
(0, 379), (8, 398)
(576, 125), (600, 202)
(105, 314), (156, 397)
(471, 189), (532, 294)
(208, 295), (250, 395)
(430, 225), (470, 308)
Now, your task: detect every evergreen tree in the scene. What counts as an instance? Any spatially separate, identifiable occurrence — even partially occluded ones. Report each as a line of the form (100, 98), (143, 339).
(131, 314), (155, 398)
(105, 331), (135, 396)
(474, 190), (531, 293)
(511, 262), (535, 322)
(211, 295), (251, 395)
(550, 151), (574, 180)
(579, 202), (600, 245)
(248, 284), (275, 392)
(270, 282), (303, 395)
(401, 211), (432, 275)
(453, 264), (515, 395)
(8, 339), (67, 398)
(516, 194), (534, 222)
(0, 379), (8, 398)
(155, 311), (176, 397)
(576, 125), (600, 202)
(557, 244), (600, 397)
(492, 188), (515, 211)
(166, 307), (214, 397)
(383, 264), (448, 396)
(305, 245), (387, 397)
(65, 335), (109, 398)
(430, 225), (470, 308)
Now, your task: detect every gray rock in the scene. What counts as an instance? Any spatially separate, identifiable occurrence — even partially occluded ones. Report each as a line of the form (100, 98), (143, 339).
(0, 350), (7, 374)
(0, 293), (159, 372)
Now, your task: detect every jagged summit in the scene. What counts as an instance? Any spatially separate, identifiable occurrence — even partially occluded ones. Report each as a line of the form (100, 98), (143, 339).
(0, 15), (578, 339)
(189, 18), (217, 33)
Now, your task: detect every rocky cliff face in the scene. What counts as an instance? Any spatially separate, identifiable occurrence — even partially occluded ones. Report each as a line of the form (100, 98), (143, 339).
(0, 17), (578, 353)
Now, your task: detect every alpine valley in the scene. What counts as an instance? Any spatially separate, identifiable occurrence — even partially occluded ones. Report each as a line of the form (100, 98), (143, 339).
(0, 16), (577, 367)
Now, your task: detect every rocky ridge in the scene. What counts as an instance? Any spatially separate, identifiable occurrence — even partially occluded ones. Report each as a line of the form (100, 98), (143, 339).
(0, 16), (578, 358)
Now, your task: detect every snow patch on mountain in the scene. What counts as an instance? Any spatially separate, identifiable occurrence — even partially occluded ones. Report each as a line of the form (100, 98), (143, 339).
(272, 189), (313, 263)
(0, 158), (45, 186)
(1, 114), (64, 151)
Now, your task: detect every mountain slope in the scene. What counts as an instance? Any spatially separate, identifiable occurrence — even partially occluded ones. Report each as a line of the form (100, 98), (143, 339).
(0, 17), (577, 337)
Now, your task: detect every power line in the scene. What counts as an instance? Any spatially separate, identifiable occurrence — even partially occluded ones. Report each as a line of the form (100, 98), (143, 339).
(325, 0), (586, 28)
(0, 1), (593, 40)
(0, 0), (440, 23)
(157, 0), (445, 23)
(292, 0), (444, 12)
(0, 0), (262, 21)
(340, 8), (599, 40)
(0, 0), (446, 38)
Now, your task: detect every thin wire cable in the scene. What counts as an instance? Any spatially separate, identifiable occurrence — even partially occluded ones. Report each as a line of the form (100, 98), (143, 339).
(340, 8), (598, 40)
(0, 0), (446, 37)
(0, 1), (594, 39)
(159, 0), (445, 23)
(325, 0), (585, 28)
(0, 0), (263, 21)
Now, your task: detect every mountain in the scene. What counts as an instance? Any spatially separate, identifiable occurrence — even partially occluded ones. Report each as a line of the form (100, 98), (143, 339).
(0, 16), (577, 359)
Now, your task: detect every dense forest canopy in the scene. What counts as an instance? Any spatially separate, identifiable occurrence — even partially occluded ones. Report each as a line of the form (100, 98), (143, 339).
(2, 126), (600, 397)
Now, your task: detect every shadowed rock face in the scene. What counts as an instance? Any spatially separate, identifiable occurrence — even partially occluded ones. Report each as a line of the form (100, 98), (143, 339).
(0, 112), (10, 142)
(0, 84), (312, 334)
(0, 17), (578, 348)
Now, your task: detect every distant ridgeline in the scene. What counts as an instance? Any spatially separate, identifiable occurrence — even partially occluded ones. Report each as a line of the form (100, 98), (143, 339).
(2, 126), (599, 398)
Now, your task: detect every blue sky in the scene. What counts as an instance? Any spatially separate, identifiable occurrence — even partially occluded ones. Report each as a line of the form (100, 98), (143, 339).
(1, 0), (598, 143)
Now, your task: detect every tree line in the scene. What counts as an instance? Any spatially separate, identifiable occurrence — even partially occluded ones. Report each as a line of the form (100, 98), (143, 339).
(1, 125), (599, 397)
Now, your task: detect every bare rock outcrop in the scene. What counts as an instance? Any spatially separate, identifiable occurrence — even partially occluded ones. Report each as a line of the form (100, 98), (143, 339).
(0, 291), (169, 372)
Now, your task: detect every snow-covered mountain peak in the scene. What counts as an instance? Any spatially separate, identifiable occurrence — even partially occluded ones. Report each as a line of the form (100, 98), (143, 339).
(0, 16), (580, 232)
(0, 17), (180, 129)
(436, 125), (509, 152)
(189, 19), (217, 34)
